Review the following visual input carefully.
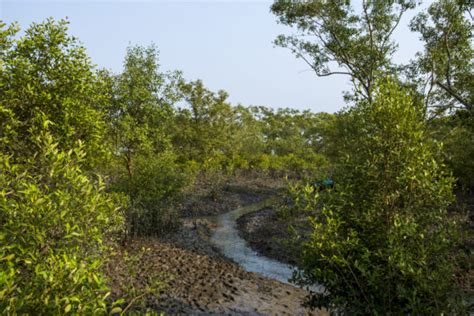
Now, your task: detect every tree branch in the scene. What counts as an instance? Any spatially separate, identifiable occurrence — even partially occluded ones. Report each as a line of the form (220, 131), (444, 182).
(289, 43), (352, 78)
(382, 6), (406, 50)
(435, 80), (472, 110)
(317, 71), (353, 77)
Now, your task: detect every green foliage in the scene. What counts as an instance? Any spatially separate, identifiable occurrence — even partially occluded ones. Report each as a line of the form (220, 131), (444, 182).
(3, 13), (471, 315)
(0, 21), (18, 64)
(289, 79), (466, 314)
(108, 44), (180, 169)
(0, 19), (110, 169)
(410, 0), (473, 115)
(227, 105), (266, 170)
(107, 44), (188, 235)
(0, 133), (124, 314)
(271, 0), (416, 101)
(172, 85), (331, 177)
(409, 0), (473, 190)
(173, 79), (236, 170)
(443, 126), (474, 190)
(270, 0), (474, 196)
(255, 107), (330, 177)
(430, 113), (474, 190)
(105, 45), (332, 235)
(117, 152), (189, 236)
(0, 19), (125, 314)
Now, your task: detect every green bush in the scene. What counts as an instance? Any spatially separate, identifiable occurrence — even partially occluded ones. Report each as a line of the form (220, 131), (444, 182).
(0, 19), (110, 170)
(433, 113), (474, 191)
(289, 79), (466, 314)
(113, 152), (189, 236)
(0, 134), (124, 314)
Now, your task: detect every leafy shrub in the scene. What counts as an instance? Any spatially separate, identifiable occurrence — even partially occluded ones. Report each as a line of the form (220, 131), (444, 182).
(0, 19), (110, 170)
(0, 134), (124, 314)
(289, 79), (466, 314)
(434, 113), (474, 191)
(113, 152), (190, 236)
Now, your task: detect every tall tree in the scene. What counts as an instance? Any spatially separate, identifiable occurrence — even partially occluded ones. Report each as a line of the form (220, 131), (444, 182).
(109, 44), (180, 181)
(271, 0), (416, 102)
(107, 44), (185, 235)
(410, 0), (473, 116)
(409, 0), (474, 190)
(173, 80), (235, 170)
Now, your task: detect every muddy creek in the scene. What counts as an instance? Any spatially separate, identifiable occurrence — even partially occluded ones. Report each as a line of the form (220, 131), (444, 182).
(208, 200), (296, 285)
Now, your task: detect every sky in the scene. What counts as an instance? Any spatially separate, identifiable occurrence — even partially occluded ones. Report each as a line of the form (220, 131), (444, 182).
(1, 0), (428, 113)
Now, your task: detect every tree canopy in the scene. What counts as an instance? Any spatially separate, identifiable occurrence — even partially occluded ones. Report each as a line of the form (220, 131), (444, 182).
(271, 0), (417, 101)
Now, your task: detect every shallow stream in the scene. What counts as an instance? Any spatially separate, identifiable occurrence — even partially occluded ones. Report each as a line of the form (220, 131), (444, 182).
(208, 200), (296, 285)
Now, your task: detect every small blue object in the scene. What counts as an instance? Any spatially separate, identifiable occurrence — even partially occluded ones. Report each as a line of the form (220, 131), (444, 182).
(323, 179), (334, 187)
(313, 178), (334, 190)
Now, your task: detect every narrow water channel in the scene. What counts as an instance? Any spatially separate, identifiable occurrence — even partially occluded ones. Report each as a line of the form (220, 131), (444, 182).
(209, 200), (296, 285)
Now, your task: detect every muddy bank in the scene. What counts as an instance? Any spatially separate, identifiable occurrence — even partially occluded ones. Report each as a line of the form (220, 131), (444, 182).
(162, 217), (226, 260)
(179, 187), (267, 217)
(236, 207), (297, 266)
(179, 172), (285, 217)
(108, 232), (325, 315)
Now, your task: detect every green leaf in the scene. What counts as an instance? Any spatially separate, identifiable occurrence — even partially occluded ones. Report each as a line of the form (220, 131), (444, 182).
(109, 307), (122, 315)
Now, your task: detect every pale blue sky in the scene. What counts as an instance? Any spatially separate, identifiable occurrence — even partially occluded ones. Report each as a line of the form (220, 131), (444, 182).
(0, 0), (428, 113)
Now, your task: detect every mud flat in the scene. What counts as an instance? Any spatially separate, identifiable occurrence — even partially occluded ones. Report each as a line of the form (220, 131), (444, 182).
(108, 227), (326, 315)
(107, 184), (325, 314)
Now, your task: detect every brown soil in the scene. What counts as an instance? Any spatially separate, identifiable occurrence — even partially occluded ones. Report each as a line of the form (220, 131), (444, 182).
(179, 171), (285, 217)
(179, 187), (266, 217)
(236, 207), (297, 266)
(107, 221), (326, 315)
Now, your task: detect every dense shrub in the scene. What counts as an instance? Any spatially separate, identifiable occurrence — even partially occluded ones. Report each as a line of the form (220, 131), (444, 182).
(113, 152), (189, 236)
(289, 79), (466, 314)
(0, 19), (128, 314)
(431, 113), (474, 191)
(0, 134), (124, 314)
(0, 19), (110, 169)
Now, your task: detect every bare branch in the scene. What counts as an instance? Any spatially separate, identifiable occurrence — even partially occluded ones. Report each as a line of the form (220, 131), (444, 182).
(382, 6), (406, 50)
(317, 71), (353, 77)
(443, 24), (454, 89)
(424, 69), (435, 109)
(436, 80), (472, 110)
(289, 43), (351, 78)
